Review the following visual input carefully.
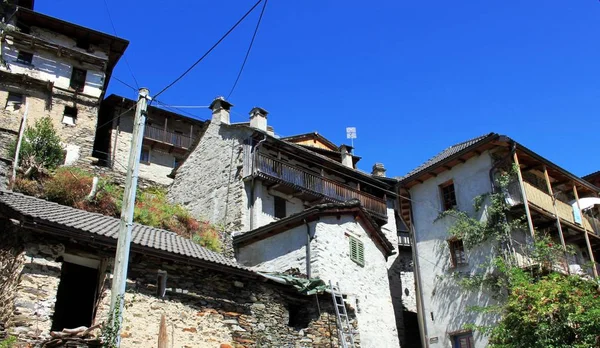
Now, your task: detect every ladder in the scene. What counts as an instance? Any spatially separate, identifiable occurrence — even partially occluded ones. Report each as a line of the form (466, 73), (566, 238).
(329, 281), (356, 348)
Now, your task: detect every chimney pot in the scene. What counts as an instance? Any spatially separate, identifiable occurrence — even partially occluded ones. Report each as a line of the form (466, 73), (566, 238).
(372, 163), (387, 177)
(340, 145), (354, 168)
(249, 106), (268, 132)
(209, 96), (233, 124)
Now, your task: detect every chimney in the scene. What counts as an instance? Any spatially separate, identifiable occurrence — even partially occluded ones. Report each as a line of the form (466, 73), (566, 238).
(340, 145), (354, 168)
(372, 163), (387, 177)
(209, 96), (233, 124)
(249, 107), (268, 132)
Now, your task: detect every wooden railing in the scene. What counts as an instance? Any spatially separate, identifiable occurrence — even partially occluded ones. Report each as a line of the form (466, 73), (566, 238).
(254, 153), (388, 218)
(507, 181), (598, 234)
(398, 232), (411, 247)
(144, 124), (193, 149)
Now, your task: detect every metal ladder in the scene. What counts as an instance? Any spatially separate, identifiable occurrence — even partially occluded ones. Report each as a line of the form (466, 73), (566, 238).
(329, 281), (356, 348)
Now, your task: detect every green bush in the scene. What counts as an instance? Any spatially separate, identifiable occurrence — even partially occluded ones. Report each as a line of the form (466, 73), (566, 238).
(45, 167), (93, 206)
(10, 117), (65, 175)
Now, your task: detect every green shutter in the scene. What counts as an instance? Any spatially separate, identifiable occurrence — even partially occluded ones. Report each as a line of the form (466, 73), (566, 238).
(349, 237), (365, 266)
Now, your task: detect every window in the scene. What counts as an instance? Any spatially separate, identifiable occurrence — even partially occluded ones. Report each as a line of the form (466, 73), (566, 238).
(16, 51), (33, 65)
(70, 67), (87, 92)
(349, 236), (365, 266)
(140, 147), (150, 164)
(62, 106), (77, 125)
(156, 270), (167, 298)
(76, 38), (90, 50)
(440, 180), (457, 211)
(452, 332), (474, 348)
(274, 196), (286, 219)
(5, 92), (24, 111)
(448, 239), (467, 267)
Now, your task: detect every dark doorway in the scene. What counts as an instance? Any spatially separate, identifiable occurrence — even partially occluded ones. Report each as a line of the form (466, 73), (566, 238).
(51, 262), (98, 331)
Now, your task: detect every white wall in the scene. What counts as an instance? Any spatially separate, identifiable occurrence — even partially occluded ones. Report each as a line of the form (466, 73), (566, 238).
(1, 27), (106, 98)
(410, 151), (499, 347)
(245, 181), (306, 230)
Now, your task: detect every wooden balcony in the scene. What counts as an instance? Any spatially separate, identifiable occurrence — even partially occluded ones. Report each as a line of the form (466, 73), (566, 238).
(251, 153), (388, 220)
(144, 124), (193, 151)
(508, 181), (600, 235)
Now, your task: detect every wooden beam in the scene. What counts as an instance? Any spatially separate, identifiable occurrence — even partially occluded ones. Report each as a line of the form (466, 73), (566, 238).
(573, 185), (598, 278)
(457, 158), (466, 164)
(543, 165), (567, 254)
(442, 165), (452, 171)
(428, 172), (438, 178)
(514, 152), (535, 239)
(474, 150), (482, 156)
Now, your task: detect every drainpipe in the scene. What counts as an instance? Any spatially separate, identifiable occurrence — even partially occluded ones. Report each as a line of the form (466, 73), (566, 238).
(249, 134), (267, 230)
(304, 219), (313, 278)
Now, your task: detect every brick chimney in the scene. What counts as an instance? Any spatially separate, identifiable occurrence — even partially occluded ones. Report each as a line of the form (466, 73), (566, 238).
(249, 107), (268, 132)
(372, 163), (386, 177)
(340, 145), (354, 168)
(209, 97), (233, 124)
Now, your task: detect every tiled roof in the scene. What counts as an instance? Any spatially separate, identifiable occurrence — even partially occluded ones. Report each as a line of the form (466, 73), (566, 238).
(399, 132), (497, 180)
(0, 190), (246, 271)
(583, 170), (600, 180)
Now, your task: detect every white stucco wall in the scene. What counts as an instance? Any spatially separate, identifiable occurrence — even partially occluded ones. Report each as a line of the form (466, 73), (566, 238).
(410, 151), (499, 347)
(245, 181), (306, 230)
(2, 28), (106, 98)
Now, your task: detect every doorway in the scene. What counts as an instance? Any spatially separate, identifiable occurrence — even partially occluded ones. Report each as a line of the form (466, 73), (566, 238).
(51, 262), (99, 331)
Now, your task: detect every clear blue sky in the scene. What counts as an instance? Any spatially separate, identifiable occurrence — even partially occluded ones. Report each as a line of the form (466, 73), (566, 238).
(37, 1), (600, 178)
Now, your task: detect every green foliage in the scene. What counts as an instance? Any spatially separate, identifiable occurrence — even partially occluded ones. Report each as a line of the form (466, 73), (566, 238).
(0, 336), (16, 348)
(10, 117), (65, 175)
(101, 295), (123, 348)
(45, 167), (93, 206)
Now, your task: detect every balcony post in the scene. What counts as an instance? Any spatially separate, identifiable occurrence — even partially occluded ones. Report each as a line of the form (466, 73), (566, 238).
(543, 166), (567, 250)
(513, 152), (535, 239)
(573, 184), (598, 278)
(163, 118), (168, 143)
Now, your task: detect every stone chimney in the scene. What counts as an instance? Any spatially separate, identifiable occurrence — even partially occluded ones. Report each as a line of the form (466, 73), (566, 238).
(372, 163), (386, 177)
(249, 107), (268, 132)
(340, 145), (354, 168)
(209, 97), (233, 124)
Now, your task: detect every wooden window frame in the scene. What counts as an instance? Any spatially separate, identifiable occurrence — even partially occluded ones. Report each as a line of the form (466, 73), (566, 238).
(448, 238), (467, 267)
(70, 67), (87, 93)
(274, 196), (286, 219)
(440, 180), (457, 211)
(16, 51), (33, 65)
(349, 236), (365, 266)
(451, 331), (474, 348)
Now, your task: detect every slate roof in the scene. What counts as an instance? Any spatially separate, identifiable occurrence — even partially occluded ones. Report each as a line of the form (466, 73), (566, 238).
(0, 190), (246, 271)
(399, 132), (497, 181)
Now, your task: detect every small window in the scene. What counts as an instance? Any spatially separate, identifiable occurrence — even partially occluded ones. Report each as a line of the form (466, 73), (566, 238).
(5, 92), (24, 111)
(349, 236), (365, 266)
(140, 147), (150, 164)
(76, 38), (90, 50)
(70, 67), (87, 92)
(156, 270), (167, 298)
(16, 51), (33, 65)
(62, 106), (77, 125)
(274, 196), (286, 219)
(440, 180), (457, 211)
(452, 332), (474, 348)
(448, 239), (467, 267)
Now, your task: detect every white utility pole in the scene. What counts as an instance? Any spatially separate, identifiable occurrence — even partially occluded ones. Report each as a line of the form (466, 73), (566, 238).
(12, 103), (29, 181)
(109, 87), (149, 344)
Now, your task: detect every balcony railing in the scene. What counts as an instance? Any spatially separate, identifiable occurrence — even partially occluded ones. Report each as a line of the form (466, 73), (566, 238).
(398, 232), (411, 247)
(507, 181), (599, 235)
(144, 124), (193, 149)
(253, 153), (388, 219)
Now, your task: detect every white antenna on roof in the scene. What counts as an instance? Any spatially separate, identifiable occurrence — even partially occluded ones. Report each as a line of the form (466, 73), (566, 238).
(346, 127), (357, 149)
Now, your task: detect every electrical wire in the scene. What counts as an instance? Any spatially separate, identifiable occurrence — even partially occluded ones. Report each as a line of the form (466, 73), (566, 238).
(102, 0), (140, 90)
(95, 104), (137, 132)
(153, 99), (208, 121)
(226, 0), (268, 99)
(152, 0), (264, 100)
(112, 76), (137, 92)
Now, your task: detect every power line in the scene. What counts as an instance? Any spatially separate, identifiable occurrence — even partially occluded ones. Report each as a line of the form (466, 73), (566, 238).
(152, 0), (264, 100)
(153, 99), (208, 121)
(226, 0), (269, 99)
(102, 0), (140, 90)
(95, 104), (138, 132)
(112, 76), (137, 92)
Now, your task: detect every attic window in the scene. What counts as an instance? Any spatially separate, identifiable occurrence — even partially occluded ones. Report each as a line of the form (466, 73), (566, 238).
(16, 51), (33, 65)
(274, 196), (286, 219)
(440, 180), (457, 211)
(349, 236), (364, 266)
(5, 92), (24, 111)
(70, 67), (87, 92)
(62, 106), (77, 125)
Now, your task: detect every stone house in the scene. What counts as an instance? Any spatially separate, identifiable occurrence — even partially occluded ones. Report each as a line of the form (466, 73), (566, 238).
(93, 94), (205, 186)
(0, 189), (354, 347)
(397, 133), (600, 347)
(0, 4), (128, 187)
(168, 98), (403, 347)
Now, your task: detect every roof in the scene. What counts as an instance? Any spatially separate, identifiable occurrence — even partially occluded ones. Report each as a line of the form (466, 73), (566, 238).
(400, 133), (497, 181)
(0, 190), (249, 275)
(282, 132), (340, 152)
(233, 199), (395, 256)
(584, 170), (600, 181)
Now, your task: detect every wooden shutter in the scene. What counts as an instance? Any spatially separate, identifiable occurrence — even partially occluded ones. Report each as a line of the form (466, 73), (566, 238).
(349, 237), (365, 266)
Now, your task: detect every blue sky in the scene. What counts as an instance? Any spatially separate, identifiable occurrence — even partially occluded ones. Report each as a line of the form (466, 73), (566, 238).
(37, 1), (600, 178)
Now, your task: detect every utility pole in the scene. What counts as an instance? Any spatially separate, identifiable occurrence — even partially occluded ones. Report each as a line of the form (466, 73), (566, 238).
(109, 87), (149, 344)
(12, 103), (28, 181)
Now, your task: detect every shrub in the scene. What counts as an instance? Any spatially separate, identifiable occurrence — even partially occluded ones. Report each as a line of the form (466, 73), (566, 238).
(10, 177), (44, 197)
(10, 116), (65, 176)
(45, 167), (93, 206)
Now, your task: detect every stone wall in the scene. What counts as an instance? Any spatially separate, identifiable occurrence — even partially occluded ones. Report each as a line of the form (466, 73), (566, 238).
(169, 122), (252, 232)
(1, 224), (349, 348)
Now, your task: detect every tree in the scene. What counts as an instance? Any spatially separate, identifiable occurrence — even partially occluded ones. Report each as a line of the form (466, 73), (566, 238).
(10, 116), (65, 177)
(439, 168), (600, 347)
